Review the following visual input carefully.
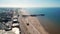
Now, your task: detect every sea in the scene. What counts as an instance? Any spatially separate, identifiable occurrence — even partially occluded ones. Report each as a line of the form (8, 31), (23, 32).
(24, 7), (60, 34)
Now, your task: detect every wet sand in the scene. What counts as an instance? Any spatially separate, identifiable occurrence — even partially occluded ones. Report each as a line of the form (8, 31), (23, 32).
(38, 17), (60, 34)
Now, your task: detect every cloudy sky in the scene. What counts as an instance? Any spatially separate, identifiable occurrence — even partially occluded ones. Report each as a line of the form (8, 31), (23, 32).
(0, 0), (60, 7)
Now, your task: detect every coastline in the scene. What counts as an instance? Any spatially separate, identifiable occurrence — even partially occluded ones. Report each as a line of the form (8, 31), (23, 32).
(19, 9), (49, 34)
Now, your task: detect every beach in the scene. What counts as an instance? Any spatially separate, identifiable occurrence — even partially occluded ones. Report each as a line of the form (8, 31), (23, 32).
(18, 9), (49, 34)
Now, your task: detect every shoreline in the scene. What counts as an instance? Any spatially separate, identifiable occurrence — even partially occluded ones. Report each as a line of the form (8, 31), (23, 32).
(20, 9), (49, 34)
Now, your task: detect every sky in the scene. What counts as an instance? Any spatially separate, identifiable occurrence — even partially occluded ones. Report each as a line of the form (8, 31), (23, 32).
(0, 0), (60, 7)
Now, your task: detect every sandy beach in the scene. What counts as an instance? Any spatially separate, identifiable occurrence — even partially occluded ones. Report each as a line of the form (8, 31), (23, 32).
(18, 9), (49, 34)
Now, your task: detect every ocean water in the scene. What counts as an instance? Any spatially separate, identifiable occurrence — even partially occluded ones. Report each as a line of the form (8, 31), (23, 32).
(25, 8), (60, 34)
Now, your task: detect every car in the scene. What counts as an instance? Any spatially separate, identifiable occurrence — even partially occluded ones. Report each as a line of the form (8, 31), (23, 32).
(5, 21), (12, 31)
(13, 18), (18, 21)
(5, 25), (12, 31)
(6, 16), (12, 21)
(12, 18), (19, 27)
(13, 16), (18, 19)
(12, 21), (19, 27)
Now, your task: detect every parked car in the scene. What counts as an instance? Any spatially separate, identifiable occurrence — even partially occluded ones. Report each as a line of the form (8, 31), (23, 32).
(5, 21), (12, 31)
(12, 18), (19, 27)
